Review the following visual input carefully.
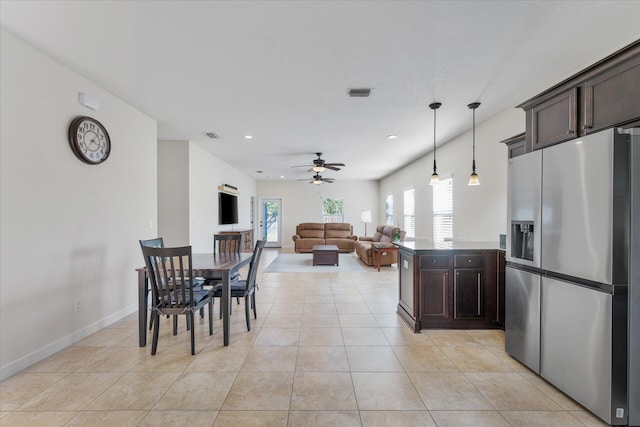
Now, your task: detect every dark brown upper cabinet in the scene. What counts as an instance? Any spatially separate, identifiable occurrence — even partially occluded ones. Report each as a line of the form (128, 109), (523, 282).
(518, 39), (640, 152)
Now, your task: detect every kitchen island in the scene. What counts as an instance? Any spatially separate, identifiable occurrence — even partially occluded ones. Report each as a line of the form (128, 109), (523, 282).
(397, 241), (505, 331)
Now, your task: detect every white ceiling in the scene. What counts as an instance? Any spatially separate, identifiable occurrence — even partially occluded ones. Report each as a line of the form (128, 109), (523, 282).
(1, 1), (639, 181)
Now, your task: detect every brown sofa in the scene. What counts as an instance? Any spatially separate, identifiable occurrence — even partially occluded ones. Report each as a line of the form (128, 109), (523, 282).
(292, 223), (357, 253)
(355, 225), (405, 267)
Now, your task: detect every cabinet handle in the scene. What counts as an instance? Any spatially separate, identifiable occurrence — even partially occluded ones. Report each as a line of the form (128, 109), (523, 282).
(432, 259), (436, 263)
(477, 273), (481, 315)
(467, 259), (472, 263)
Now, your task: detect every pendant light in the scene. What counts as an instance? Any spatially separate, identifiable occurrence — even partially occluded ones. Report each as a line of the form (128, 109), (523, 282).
(467, 102), (481, 186)
(429, 102), (442, 185)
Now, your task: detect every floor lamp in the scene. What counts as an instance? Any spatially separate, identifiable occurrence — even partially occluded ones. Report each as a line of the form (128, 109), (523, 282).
(361, 210), (372, 237)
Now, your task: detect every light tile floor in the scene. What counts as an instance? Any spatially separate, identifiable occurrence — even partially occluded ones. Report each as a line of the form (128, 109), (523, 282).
(0, 249), (608, 426)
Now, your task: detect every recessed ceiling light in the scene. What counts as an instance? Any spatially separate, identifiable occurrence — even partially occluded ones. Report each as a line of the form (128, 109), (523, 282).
(243, 135), (253, 139)
(387, 135), (398, 139)
(280, 176), (285, 179)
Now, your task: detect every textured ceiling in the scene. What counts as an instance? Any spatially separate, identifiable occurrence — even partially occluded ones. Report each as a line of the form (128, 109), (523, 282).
(1, 1), (639, 181)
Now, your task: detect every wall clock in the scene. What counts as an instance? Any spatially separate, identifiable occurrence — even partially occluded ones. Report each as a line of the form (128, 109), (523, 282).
(68, 116), (111, 164)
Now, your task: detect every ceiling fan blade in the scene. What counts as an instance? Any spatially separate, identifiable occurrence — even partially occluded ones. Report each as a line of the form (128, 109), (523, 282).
(324, 163), (346, 167)
(291, 164), (313, 168)
(323, 165), (341, 171)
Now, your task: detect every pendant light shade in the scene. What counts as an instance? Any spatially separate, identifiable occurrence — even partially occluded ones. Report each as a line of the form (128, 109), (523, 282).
(429, 102), (442, 185)
(467, 102), (481, 186)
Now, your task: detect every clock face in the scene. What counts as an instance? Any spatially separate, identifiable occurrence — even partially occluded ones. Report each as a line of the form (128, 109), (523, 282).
(68, 116), (111, 164)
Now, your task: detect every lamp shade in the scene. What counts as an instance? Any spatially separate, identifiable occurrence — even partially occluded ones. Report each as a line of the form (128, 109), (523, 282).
(360, 210), (372, 223)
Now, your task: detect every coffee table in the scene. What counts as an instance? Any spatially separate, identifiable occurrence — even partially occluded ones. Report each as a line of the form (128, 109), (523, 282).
(312, 245), (339, 266)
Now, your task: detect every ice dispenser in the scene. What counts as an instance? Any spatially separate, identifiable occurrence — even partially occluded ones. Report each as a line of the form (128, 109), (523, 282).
(511, 221), (534, 261)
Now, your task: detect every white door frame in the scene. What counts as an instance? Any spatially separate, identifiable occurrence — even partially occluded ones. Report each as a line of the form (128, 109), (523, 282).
(258, 197), (282, 248)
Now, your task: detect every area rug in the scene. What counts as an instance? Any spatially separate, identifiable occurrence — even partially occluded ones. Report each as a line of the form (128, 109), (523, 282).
(263, 253), (367, 273)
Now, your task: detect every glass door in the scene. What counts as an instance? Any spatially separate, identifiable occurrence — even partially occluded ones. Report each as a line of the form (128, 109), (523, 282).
(259, 197), (282, 248)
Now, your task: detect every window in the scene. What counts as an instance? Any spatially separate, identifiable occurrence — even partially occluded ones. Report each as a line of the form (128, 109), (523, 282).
(322, 198), (344, 223)
(403, 188), (415, 238)
(385, 194), (394, 225)
(433, 177), (453, 248)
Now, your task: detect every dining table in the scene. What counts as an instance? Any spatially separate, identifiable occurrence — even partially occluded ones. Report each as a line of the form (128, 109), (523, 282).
(136, 252), (252, 347)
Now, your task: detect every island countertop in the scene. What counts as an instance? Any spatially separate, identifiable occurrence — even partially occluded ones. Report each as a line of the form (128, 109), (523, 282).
(396, 240), (503, 251)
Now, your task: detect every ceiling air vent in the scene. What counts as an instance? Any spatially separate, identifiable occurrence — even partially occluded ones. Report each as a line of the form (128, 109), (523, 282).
(205, 132), (219, 139)
(347, 88), (372, 97)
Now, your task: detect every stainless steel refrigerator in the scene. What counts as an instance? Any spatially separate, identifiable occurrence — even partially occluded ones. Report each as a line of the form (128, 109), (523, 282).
(505, 127), (639, 426)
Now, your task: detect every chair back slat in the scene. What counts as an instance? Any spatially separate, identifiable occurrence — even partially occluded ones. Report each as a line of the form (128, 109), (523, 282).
(214, 234), (242, 255)
(244, 240), (266, 292)
(142, 245), (194, 313)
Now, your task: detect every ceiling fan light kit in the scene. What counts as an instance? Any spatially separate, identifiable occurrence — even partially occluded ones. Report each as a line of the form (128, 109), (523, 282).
(292, 153), (345, 184)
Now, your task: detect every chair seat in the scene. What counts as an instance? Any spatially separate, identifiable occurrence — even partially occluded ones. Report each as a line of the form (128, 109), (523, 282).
(211, 280), (247, 295)
(159, 289), (212, 307)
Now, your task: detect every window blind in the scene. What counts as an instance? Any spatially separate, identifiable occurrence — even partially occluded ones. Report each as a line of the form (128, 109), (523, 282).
(403, 188), (415, 238)
(385, 194), (394, 225)
(433, 178), (453, 247)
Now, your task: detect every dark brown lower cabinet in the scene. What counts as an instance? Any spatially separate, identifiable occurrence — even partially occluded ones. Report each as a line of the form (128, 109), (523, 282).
(397, 247), (504, 331)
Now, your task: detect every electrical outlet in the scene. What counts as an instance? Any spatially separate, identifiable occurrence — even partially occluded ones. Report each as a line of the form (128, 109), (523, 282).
(74, 299), (81, 312)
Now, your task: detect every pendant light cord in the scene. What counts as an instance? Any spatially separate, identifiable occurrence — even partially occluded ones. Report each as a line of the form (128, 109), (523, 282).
(472, 106), (476, 173)
(433, 106), (437, 174)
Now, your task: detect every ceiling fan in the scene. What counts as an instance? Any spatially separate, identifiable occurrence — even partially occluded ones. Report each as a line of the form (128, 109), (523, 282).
(297, 173), (335, 185)
(291, 152), (346, 172)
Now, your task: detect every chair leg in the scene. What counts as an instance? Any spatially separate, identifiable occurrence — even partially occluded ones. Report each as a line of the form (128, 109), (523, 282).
(151, 312), (160, 355)
(200, 307), (204, 319)
(208, 301), (213, 335)
(173, 315), (178, 336)
(189, 312), (195, 355)
(252, 293), (257, 319)
(245, 297), (251, 331)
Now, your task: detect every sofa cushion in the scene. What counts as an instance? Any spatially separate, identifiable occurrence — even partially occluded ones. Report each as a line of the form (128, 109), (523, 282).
(371, 231), (383, 242)
(324, 223), (353, 238)
(297, 223), (325, 239)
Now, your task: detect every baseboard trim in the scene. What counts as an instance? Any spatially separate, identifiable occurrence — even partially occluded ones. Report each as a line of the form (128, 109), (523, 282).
(0, 304), (138, 381)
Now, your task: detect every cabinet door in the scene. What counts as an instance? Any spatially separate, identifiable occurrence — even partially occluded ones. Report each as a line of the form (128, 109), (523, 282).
(453, 269), (484, 320)
(583, 54), (640, 134)
(530, 88), (578, 150)
(419, 269), (449, 321)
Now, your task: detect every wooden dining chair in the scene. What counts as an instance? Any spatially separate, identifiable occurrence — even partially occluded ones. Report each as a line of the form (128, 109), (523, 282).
(211, 240), (266, 331)
(214, 234), (242, 255)
(210, 234), (243, 302)
(139, 237), (205, 330)
(141, 245), (214, 355)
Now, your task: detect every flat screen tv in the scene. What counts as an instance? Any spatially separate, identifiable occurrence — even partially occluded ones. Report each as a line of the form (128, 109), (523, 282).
(219, 192), (238, 225)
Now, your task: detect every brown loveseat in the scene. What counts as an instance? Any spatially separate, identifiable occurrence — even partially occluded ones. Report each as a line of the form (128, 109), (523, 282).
(292, 223), (357, 253)
(355, 225), (405, 267)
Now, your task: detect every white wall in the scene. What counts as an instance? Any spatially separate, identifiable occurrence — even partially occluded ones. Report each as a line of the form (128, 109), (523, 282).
(380, 107), (524, 242)
(189, 141), (257, 252)
(257, 180), (379, 248)
(158, 141), (257, 253)
(158, 140), (190, 246)
(0, 29), (158, 380)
